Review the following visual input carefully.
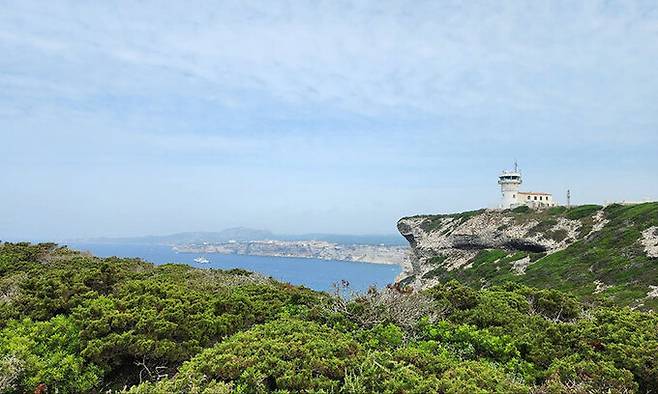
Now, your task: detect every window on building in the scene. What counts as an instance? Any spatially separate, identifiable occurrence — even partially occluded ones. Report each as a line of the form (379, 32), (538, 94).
(534, 196), (537, 200)
(540, 196), (543, 201)
(527, 196), (531, 200)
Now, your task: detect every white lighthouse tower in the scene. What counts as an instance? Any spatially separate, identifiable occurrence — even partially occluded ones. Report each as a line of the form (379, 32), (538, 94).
(498, 162), (522, 209)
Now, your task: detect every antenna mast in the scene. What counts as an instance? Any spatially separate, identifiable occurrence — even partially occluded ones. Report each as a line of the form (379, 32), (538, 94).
(567, 189), (571, 209)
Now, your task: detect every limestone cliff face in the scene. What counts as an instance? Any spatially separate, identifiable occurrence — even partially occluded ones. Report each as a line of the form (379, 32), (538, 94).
(396, 203), (658, 309)
(396, 208), (593, 289)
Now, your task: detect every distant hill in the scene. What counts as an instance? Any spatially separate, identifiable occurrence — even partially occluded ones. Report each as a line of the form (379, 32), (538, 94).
(75, 227), (407, 246)
(76, 227), (274, 245)
(398, 202), (658, 309)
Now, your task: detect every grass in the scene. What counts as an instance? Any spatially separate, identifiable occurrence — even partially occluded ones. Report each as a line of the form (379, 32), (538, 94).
(547, 206), (568, 215)
(565, 204), (603, 220)
(471, 249), (508, 266)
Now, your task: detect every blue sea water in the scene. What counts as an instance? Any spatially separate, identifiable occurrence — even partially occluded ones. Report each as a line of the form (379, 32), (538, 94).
(67, 243), (401, 293)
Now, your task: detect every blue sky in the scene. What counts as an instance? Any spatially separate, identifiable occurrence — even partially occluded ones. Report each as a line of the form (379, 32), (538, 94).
(2, 1), (658, 240)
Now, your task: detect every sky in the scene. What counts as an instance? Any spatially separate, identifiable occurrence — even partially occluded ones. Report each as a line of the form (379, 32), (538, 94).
(1, 1), (658, 240)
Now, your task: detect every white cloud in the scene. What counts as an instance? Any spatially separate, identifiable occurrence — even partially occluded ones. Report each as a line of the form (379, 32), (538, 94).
(2, 0), (657, 122)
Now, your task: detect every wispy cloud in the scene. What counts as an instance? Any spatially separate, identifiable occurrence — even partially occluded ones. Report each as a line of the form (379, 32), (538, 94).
(3, 1), (657, 118)
(1, 1), (657, 238)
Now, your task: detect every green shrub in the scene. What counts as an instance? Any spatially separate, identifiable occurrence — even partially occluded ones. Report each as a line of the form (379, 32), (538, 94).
(168, 319), (360, 392)
(541, 357), (638, 393)
(438, 360), (529, 393)
(512, 206), (531, 213)
(342, 350), (444, 393)
(0, 316), (102, 394)
(3, 242), (658, 393)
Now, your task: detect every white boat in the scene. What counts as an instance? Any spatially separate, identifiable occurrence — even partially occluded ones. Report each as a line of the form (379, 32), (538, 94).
(193, 256), (210, 264)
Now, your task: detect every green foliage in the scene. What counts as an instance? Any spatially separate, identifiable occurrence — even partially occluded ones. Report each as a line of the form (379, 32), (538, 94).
(0, 316), (102, 394)
(547, 206), (567, 215)
(511, 205), (531, 213)
(126, 378), (234, 394)
(565, 204), (603, 220)
(571, 308), (658, 393)
(358, 323), (405, 350)
(0, 243), (321, 391)
(156, 319), (360, 392)
(425, 280), (658, 393)
(0, 243), (150, 325)
(471, 250), (508, 266)
(437, 361), (528, 394)
(541, 357), (638, 393)
(341, 350), (444, 393)
(1, 242), (657, 393)
(421, 321), (521, 362)
(74, 280), (314, 370)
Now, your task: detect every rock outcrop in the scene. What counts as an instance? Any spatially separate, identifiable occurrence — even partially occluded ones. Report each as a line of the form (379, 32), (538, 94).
(397, 203), (658, 309)
(641, 226), (658, 258)
(397, 207), (593, 287)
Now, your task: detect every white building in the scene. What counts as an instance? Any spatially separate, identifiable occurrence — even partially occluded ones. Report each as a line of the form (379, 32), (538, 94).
(498, 163), (557, 209)
(517, 191), (556, 209)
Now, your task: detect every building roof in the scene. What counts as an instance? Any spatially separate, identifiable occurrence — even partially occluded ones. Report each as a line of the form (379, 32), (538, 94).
(519, 191), (552, 195)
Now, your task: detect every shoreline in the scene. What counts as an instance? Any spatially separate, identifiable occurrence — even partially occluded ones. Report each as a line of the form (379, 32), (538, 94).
(172, 242), (408, 266)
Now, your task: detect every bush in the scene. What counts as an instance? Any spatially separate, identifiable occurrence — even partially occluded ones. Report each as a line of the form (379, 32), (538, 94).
(537, 357), (638, 393)
(565, 205), (602, 220)
(512, 206), (531, 213)
(157, 319), (361, 392)
(438, 361), (529, 394)
(2, 243), (657, 393)
(0, 316), (102, 394)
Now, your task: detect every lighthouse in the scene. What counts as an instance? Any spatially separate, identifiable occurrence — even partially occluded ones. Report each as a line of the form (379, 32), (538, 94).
(498, 162), (522, 209)
(498, 162), (557, 209)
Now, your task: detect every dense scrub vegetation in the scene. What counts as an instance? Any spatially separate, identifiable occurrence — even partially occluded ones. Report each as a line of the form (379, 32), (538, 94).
(1, 242), (657, 393)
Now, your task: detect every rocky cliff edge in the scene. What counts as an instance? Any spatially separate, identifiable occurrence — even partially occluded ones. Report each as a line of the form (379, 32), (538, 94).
(397, 203), (658, 309)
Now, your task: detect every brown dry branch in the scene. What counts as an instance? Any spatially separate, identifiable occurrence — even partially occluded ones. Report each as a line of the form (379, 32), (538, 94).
(324, 280), (443, 336)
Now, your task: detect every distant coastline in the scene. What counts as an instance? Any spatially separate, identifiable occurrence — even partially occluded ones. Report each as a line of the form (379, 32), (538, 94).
(173, 240), (408, 265)
(66, 227), (408, 265)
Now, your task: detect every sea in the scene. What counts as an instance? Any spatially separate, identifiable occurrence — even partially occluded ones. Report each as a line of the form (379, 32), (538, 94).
(67, 243), (402, 293)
